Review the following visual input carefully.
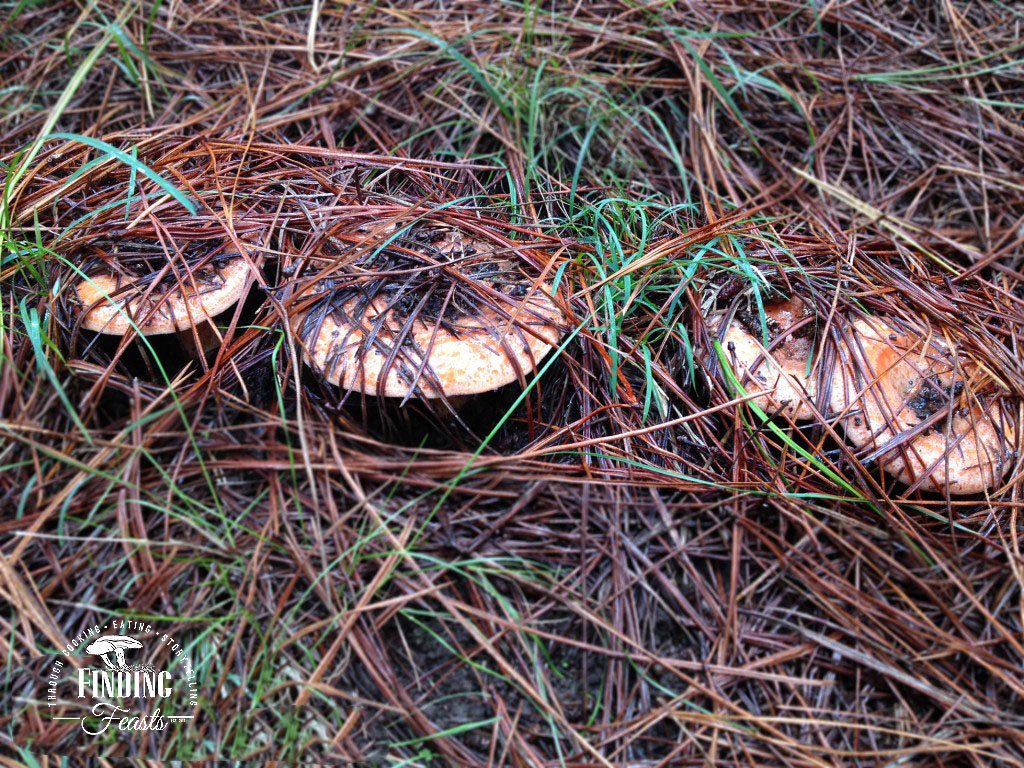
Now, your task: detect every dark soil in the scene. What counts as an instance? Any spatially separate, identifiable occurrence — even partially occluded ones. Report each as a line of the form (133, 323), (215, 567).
(907, 376), (964, 422)
(342, 610), (613, 762)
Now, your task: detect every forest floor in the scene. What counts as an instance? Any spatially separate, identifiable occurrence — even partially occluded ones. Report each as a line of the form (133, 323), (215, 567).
(1, 1), (1024, 764)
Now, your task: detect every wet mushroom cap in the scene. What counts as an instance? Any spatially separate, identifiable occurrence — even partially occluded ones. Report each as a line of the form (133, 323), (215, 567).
(880, 404), (1016, 494)
(716, 297), (822, 420)
(297, 285), (563, 398)
(831, 317), (1016, 494)
(293, 222), (566, 398)
(75, 256), (250, 336)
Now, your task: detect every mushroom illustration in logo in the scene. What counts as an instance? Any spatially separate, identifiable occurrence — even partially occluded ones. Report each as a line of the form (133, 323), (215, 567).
(85, 635), (144, 671)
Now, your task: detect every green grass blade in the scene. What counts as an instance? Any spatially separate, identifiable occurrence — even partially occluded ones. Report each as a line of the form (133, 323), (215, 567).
(394, 27), (511, 121)
(713, 339), (862, 498)
(44, 132), (196, 215)
(0, 7), (128, 226)
(19, 298), (93, 445)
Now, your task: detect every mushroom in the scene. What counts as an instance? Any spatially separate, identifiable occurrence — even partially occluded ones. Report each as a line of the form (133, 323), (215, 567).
(714, 296), (824, 420)
(830, 317), (1016, 494)
(73, 237), (254, 355)
(85, 635), (143, 671)
(293, 222), (565, 402)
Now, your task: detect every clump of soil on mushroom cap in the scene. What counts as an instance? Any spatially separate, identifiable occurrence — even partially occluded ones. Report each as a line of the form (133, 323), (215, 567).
(831, 317), (1017, 494)
(293, 221), (565, 401)
(715, 296), (822, 420)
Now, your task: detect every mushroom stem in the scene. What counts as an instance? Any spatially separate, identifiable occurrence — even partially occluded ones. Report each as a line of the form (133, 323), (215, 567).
(174, 319), (221, 357)
(444, 394), (471, 411)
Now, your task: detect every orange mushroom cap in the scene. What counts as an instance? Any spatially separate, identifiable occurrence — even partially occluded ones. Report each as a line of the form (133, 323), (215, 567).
(73, 235), (257, 336)
(715, 296), (825, 420)
(294, 223), (566, 398)
(831, 317), (1016, 494)
(76, 257), (250, 336)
